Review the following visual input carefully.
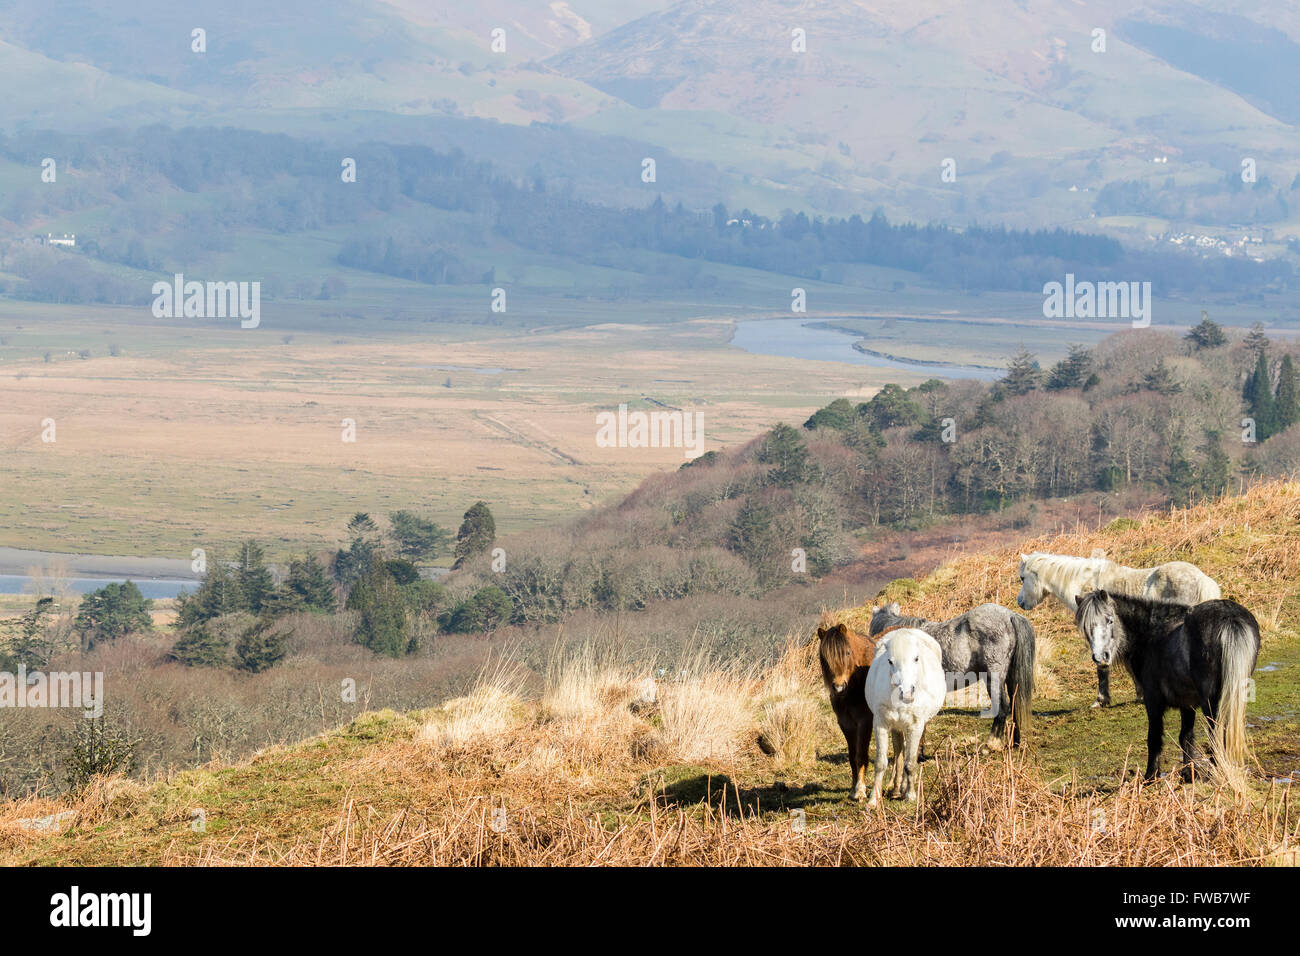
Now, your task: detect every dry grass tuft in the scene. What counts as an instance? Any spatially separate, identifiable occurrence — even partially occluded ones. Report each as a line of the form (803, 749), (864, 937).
(755, 640), (827, 766)
(655, 649), (756, 764)
(418, 660), (529, 756)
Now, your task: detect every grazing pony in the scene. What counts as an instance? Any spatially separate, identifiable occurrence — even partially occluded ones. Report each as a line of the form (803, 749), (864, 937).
(864, 627), (945, 806)
(870, 602), (1035, 748)
(1016, 552), (1221, 707)
(817, 622), (878, 800)
(1074, 591), (1258, 782)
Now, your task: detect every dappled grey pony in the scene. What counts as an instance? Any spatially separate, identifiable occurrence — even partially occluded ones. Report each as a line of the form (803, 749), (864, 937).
(870, 602), (1035, 748)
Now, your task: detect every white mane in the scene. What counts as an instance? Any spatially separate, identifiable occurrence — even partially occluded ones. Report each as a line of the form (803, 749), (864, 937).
(1020, 552), (1109, 610)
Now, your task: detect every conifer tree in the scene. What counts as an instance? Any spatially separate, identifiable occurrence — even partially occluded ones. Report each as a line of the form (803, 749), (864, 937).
(1185, 311), (1227, 350)
(999, 347), (1040, 396)
(452, 501), (496, 569)
(1275, 354), (1300, 431)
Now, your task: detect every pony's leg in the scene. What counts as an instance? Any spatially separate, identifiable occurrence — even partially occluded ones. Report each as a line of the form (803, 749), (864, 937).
(903, 725), (924, 801)
(851, 718), (872, 801)
(1178, 707), (1197, 783)
(843, 723), (860, 800)
(1093, 664), (1111, 709)
(1129, 660), (1145, 704)
(889, 729), (905, 799)
(985, 669), (1008, 750)
(1144, 699), (1165, 781)
(868, 725), (889, 808)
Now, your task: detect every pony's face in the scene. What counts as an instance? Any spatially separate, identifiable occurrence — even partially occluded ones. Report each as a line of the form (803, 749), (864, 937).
(1016, 555), (1046, 610)
(1075, 591), (1118, 665)
(888, 635), (924, 704)
(818, 624), (855, 694)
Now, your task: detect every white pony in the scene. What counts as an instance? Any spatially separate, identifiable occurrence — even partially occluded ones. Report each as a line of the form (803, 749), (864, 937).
(864, 627), (946, 807)
(1016, 551), (1221, 706)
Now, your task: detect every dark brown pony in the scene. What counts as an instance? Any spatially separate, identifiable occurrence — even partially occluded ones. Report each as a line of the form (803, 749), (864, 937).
(817, 622), (879, 800)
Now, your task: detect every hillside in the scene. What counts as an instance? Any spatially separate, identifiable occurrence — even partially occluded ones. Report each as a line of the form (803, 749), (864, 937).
(3, 481), (1297, 866)
(4, 0), (1300, 230)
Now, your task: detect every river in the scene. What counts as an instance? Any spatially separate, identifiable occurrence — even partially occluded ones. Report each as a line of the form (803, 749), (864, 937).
(730, 318), (999, 380)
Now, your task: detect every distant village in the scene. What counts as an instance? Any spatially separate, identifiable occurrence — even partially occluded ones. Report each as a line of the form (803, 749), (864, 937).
(1159, 229), (1267, 260)
(12, 233), (76, 247)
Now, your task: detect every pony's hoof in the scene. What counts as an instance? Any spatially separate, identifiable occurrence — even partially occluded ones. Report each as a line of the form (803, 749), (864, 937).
(985, 737), (1004, 752)
(851, 788), (867, 802)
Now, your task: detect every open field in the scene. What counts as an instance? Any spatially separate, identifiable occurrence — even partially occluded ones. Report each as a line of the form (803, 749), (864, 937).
(0, 298), (910, 560)
(4, 282), (1294, 565)
(3, 482), (1296, 866)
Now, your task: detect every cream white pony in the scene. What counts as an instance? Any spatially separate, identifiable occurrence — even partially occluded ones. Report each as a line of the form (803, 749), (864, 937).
(1016, 552), (1221, 707)
(864, 627), (945, 807)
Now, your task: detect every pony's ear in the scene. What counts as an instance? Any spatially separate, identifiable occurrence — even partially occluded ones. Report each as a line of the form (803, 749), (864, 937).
(887, 601), (900, 614)
(1074, 593), (1087, 607)
(1096, 589), (1109, 602)
(1019, 553), (1028, 562)
(816, 626), (826, 639)
(870, 605), (878, 614)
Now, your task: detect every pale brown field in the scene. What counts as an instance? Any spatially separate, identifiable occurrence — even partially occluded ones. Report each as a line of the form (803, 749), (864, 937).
(0, 302), (918, 560)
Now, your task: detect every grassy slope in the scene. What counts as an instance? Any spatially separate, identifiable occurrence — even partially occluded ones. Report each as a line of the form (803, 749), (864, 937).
(2, 482), (1298, 865)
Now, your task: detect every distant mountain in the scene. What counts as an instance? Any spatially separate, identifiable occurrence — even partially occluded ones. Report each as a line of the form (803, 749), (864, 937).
(2, 0), (1299, 231)
(549, 0), (1300, 221)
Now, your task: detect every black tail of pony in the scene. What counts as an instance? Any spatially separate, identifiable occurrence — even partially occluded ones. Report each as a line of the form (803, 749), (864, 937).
(1007, 614), (1036, 746)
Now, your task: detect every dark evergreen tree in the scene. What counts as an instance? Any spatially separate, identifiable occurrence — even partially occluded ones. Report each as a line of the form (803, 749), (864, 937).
(234, 541), (274, 613)
(0, 597), (57, 670)
(73, 581), (152, 651)
(1046, 344), (1093, 390)
(758, 423), (814, 487)
(1185, 311), (1227, 350)
(440, 585), (512, 635)
(728, 500), (782, 586)
(452, 501), (496, 569)
(285, 553), (337, 612)
(170, 625), (230, 667)
(856, 384), (921, 429)
(383, 559), (421, 585)
(1140, 359), (1182, 396)
(999, 347), (1040, 396)
(346, 564), (411, 657)
(334, 514), (383, 590)
(1199, 431), (1231, 500)
(176, 561), (240, 628)
(1166, 440), (1199, 507)
(387, 510), (450, 562)
(1244, 350), (1278, 440)
(1275, 354), (1300, 431)
(235, 619), (287, 673)
(803, 397), (854, 431)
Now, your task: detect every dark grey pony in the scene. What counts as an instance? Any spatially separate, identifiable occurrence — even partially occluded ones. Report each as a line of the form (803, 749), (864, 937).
(1074, 591), (1258, 782)
(870, 602), (1036, 748)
